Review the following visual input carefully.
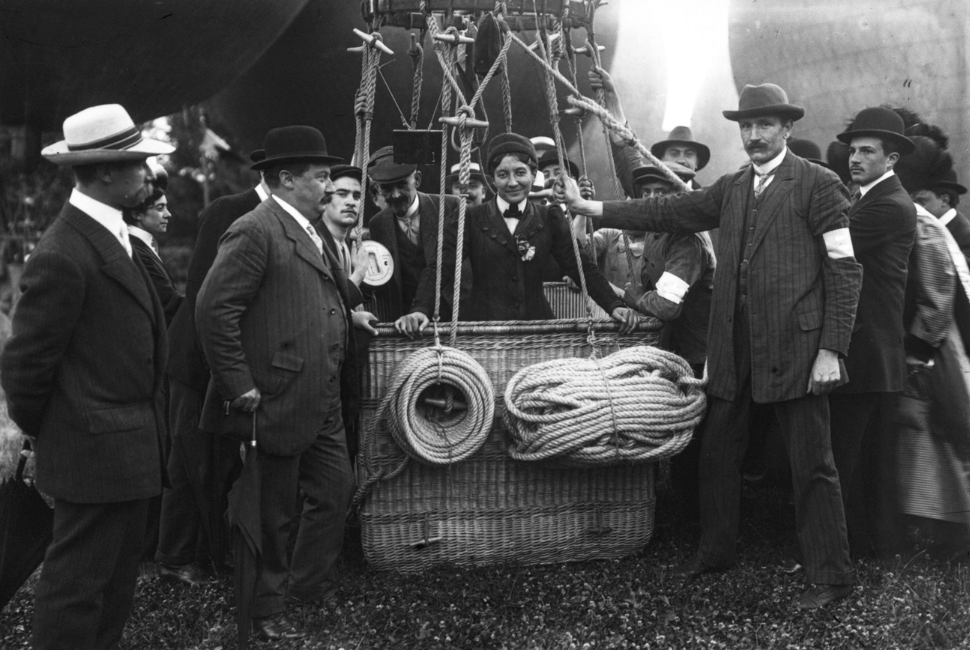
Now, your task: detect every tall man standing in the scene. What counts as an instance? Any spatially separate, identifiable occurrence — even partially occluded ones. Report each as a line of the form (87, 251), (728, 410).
(558, 84), (863, 609)
(197, 126), (357, 640)
(828, 108), (916, 556)
(1, 104), (173, 649)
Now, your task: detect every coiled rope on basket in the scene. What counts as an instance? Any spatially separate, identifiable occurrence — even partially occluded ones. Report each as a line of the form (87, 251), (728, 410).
(504, 346), (707, 467)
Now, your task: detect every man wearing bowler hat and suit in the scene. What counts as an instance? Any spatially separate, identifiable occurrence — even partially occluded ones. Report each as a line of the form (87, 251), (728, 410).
(366, 145), (462, 336)
(828, 107), (916, 557)
(196, 126), (359, 640)
(1, 104), (173, 649)
(558, 83), (863, 609)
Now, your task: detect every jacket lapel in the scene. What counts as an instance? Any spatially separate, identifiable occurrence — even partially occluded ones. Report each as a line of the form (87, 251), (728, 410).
(746, 151), (796, 256)
(63, 204), (156, 320)
(850, 174), (898, 219)
(312, 221), (352, 306)
(268, 200), (330, 276)
(725, 167), (752, 264)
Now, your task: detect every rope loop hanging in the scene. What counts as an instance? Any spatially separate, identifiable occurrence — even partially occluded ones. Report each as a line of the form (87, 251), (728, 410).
(408, 32), (425, 129)
(384, 345), (495, 466)
(504, 346), (707, 467)
(350, 28), (389, 243)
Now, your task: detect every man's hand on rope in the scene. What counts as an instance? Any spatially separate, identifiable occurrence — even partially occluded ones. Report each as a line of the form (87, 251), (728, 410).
(555, 175), (603, 218)
(807, 348), (842, 395)
(232, 388), (261, 413)
(588, 66), (626, 142)
(588, 65), (616, 94)
(353, 310), (379, 336)
(578, 176), (595, 201)
(610, 306), (639, 334)
(394, 311), (430, 339)
(622, 282), (645, 306)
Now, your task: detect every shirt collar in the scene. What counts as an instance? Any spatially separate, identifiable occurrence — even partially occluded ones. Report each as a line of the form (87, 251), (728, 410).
(496, 196), (528, 214)
(255, 183), (269, 202)
(126, 225), (156, 254)
(914, 203), (935, 220)
(939, 207), (957, 227)
(69, 188), (126, 237)
(402, 193), (420, 220)
(859, 170), (895, 198)
(751, 146), (787, 176)
(272, 195), (314, 231)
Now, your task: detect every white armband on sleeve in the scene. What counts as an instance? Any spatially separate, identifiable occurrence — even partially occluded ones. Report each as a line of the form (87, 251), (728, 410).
(822, 228), (854, 259)
(656, 272), (690, 305)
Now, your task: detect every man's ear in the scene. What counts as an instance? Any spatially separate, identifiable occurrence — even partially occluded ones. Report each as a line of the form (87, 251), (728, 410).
(885, 151), (900, 170)
(278, 169), (294, 189)
(413, 171), (422, 189)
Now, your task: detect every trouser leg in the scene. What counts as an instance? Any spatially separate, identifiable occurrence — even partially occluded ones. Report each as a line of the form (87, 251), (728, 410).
(252, 451), (300, 619)
(774, 394), (853, 585)
(156, 378), (206, 565)
(33, 498), (150, 650)
(288, 409), (356, 599)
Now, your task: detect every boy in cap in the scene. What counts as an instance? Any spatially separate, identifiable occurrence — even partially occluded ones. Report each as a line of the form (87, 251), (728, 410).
(1, 104), (173, 649)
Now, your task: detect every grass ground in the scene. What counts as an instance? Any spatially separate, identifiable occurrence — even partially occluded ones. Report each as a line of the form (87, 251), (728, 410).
(2, 409), (969, 648)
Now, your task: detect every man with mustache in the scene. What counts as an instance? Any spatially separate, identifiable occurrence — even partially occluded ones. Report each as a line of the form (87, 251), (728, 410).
(365, 145), (461, 337)
(827, 107), (916, 558)
(557, 83), (863, 609)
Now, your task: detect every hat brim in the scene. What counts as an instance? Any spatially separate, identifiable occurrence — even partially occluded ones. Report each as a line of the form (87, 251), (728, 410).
(722, 105), (805, 122)
(251, 152), (343, 170)
(446, 173), (487, 185)
(650, 140), (711, 171)
(41, 137), (174, 166)
(835, 129), (915, 155)
(931, 180), (968, 195)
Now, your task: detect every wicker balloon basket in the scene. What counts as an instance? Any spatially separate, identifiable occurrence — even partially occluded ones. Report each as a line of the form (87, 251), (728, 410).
(357, 316), (664, 572)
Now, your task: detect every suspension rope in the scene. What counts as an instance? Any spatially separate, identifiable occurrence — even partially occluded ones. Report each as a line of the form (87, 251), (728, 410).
(504, 346), (707, 467)
(409, 32), (425, 128)
(352, 33), (384, 243)
(584, 5), (623, 199)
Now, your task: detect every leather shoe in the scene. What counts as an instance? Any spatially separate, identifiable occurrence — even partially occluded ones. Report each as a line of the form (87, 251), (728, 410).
(158, 563), (208, 587)
(252, 615), (307, 641)
(670, 555), (727, 580)
(795, 583), (853, 609)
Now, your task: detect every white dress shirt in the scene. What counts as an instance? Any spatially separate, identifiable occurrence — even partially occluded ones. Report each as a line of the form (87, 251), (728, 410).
(750, 146), (787, 194)
(127, 225), (159, 259)
(496, 196), (528, 234)
(858, 170), (895, 199)
(272, 195), (323, 254)
(69, 189), (132, 258)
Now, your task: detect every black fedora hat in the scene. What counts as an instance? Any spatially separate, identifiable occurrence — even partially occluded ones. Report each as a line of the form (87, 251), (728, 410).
(930, 169), (968, 196)
(650, 126), (711, 171)
(836, 107), (915, 155)
(722, 83), (804, 122)
(787, 138), (830, 169)
(537, 149), (579, 178)
(631, 162), (695, 188)
(250, 125), (342, 170)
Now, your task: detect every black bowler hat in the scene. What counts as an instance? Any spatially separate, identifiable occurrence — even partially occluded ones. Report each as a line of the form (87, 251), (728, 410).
(486, 133), (537, 172)
(367, 145), (417, 183)
(631, 162), (695, 188)
(837, 107), (915, 155)
(930, 169), (968, 196)
(250, 125), (342, 170)
(651, 126), (711, 171)
(330, 164), (362, 182)
(787, 138), (830, 169)
(537, 149), (580, 178)
(250, 149), (265, 163)
(722, 83), (804, 122)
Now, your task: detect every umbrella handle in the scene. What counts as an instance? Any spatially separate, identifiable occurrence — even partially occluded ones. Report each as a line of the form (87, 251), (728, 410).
(15, 440), (33, 482)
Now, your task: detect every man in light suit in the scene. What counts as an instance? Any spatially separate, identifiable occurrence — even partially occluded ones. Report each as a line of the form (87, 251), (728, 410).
(197, 126), (357, 641)
(828, 108), (916, 557)
(559, 84), (863, 609)
(1, 104), (173, 650)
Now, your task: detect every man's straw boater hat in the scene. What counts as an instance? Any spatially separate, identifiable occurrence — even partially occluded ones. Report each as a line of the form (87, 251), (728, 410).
(722, 83), (804, 122)
(42, 104), (174, 165)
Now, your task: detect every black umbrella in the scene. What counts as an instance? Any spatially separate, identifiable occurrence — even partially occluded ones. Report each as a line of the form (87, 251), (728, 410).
(0, 443), (53, 610)
(226, 414), (261, 650)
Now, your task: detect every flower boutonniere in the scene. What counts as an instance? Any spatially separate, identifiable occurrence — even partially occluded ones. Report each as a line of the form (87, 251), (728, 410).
(515, 236), (536, 262)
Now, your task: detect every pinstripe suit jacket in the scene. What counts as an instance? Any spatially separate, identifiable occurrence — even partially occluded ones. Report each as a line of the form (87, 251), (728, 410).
(600, 150), (862, 403)
(1, 203), (168, 503)
(196, 198), (359, 457)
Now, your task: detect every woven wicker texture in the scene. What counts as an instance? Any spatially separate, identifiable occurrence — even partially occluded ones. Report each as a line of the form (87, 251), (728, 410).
(504, 346), (706, 467)
(358, 319), (664, 571)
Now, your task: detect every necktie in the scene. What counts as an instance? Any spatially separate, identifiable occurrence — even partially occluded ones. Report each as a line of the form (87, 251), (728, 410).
(340, 242), (352, 274)
(849, 187), (862, 205)
(304, 224), (324, 254)
(753, 168), (777, 199)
